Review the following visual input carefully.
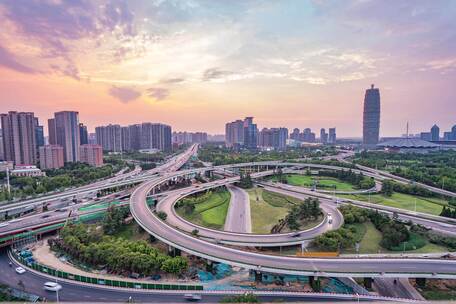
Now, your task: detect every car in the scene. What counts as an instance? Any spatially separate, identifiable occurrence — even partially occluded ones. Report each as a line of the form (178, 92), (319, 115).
(327, 213), (333, 224)
(44, 282), (62, 292)
(184, 294), (202, 301)
(15, 267), (26, 274)
(41, 214), (51, 219)
(291, 232), (301, 238)
(0, 222), (9, 228)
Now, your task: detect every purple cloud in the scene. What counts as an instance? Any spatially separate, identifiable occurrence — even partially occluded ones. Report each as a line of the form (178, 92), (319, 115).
(0, 45), (36, 74)
(147, 87), (169, 101)
(0, 0), (135, 77)
(109, 86), (141, 103)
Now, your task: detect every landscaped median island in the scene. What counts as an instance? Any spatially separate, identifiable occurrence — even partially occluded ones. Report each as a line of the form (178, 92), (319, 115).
(175, 187), (231, 230)
(310, 205), (455, 254)
(269, 169), (375, 192)
(247, 188), (323, 234)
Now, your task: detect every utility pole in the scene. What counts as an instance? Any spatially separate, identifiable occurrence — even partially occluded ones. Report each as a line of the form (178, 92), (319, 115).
(6, 167), (11, 194)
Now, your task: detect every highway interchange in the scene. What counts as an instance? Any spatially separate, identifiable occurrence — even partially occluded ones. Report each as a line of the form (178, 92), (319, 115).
(2, 144), (456, 301)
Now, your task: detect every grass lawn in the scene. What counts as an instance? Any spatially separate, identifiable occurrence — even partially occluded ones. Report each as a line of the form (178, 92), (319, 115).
(247, 188), (290, 234)
(339, 192), (446, 215)
(175, 190), (230, 230)
(272, 174), (357, 191)
(112, 222), (146, 241)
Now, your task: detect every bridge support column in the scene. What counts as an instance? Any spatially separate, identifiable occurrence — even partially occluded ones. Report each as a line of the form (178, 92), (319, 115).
(416, 278), (426, 288)
(254, 271), (262, 283)
(168, 246), (181, 257)
(309, 276), (321, 291)
(363, 277), (373, 289)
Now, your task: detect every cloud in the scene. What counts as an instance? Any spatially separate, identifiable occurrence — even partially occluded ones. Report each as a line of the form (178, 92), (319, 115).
(161, 77), (186, 84)
(0, 0), (136, 77)
(202, 67), (234, 81)
(0, 45), (36, 74)
(147, 87), (169, 101)
(108, 86), (141, 103)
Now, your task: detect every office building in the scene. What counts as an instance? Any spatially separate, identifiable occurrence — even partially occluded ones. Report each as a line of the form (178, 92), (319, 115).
(140, 123), (172, 152)
(0, 111), (37, 165)
(39, 145), (64, 170)
(243, 117), (258, 149)
(363, 84), (381, 146)
(431, 124), (440, 141)
(54, 111), (80, 162)
(48, 118), (56, 144)
(88, 133), (97, 145)
(79, 144), (103, 167)
(0, 130), (4, 160)
(79, 123), (88, 145)
(444, 132), (453, 141)
(301, 128), (315, 143)
(452, 125), (456, 140)
(328, 128), (337, 144)
(95, 124), (122, 152)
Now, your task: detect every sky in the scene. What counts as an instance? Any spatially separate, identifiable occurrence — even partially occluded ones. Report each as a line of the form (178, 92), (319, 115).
(0, 0), (455, 137)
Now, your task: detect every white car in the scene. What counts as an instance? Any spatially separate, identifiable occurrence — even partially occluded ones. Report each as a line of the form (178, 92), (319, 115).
(44, 282), (62, 292)
(15, 267), (26, 274)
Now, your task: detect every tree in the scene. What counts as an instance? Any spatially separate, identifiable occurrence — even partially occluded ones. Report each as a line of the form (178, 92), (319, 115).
(381, 180), (394, 197)
(157, 211), (167, 221)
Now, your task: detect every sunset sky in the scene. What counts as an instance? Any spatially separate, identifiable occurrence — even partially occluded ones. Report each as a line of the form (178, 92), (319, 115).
(0, 0), (455, 137)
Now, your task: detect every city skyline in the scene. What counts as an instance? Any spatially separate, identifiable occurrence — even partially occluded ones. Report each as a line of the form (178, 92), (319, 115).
(1, 1), (456, 136)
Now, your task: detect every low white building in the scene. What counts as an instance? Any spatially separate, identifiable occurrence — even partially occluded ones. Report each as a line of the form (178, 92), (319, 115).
(11, 165), (45, 177)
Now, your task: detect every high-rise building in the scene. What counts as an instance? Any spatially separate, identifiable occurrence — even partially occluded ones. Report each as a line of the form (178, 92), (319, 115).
(95, 124), (122, 152)
(258, 128), (288, 150)
(140, 123), (172, 152)
(172, 132), (208, 145)
(79, 123), (88, 145)
(290, 128), (300, 140)
(328, 128), (337, 144)
(320, 128), (328, 144)
(363, 84), (381, 146)
(301, 128), (315, 142)
(243, 117), (258, 149)
(79, 144), (103, 167)
(34, 117), (45, 149)
(444, 132), (452, 141)
(48, 118), (57, 145)
(431, 124), (440, 141)
(225, 120), (244, 148)
(0, 130), (4, 160)
(452, 125), (456, 140)
(39, 145), (64, 170)
(54, 111), (80, 162)
(0, 111), (37, 165)
(121, 124), (142, 152)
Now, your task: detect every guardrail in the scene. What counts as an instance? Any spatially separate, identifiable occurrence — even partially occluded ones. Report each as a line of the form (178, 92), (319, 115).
(10, 250), (203, 291)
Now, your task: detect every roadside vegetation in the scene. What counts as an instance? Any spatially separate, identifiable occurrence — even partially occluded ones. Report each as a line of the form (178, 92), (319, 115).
(354, 150), (456, 193)
(198, 144), (337, 165)
(0, 162), (122, 202)
(312, 205), (454, 254)
(49, 206), (188, 276)
(413, 279), (456, 300)
(175, 187), (231, 230)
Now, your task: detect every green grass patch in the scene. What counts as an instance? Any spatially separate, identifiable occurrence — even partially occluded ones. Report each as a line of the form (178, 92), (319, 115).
(340, 192), (445, 215)
(176, 190), (230, 230)
(342, 222), (382, 254)
(247, 188), (290, 234)
(261, 190), (301, 207)
(271, 174), (357, 191)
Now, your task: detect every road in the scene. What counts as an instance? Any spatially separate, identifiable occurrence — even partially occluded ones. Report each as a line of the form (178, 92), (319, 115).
(224, 185), (251, 233)
(265, 182), (456, 237)
(0, 251), (404, 303)
(373, 277), (424, 300)
(131, 174), (456, 278)
(156, 173), (342, 247)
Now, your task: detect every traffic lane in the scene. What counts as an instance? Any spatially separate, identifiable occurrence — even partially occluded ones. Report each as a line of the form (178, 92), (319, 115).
(159, 190), (332, 245)
(224, 185), (250, 233)
(132, 181), (456, 276)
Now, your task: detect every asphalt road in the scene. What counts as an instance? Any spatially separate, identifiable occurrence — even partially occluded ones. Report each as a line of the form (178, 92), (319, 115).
(224, 185), (251, 233)
(131, 177), (456, 278)
(0, 250), (388, 303)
